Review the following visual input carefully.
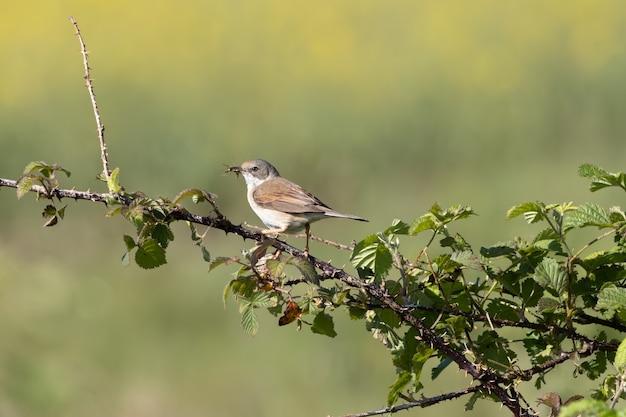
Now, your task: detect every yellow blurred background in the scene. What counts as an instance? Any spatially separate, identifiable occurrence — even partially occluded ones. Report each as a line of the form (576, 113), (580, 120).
(1, 1), (626, 416)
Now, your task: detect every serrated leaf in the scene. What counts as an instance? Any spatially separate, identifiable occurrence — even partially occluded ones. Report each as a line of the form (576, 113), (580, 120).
(431, 357), (452, 380)
(566, 203), (611, 229)
(16, 176), (34, 199)
(614, 338), (626, 371)
(311, 312), (337, 338)
(22, 161), (50, 175)
(238, 292), (273, 336)
(209, 256), (238, 273)
(351, 235), (393, 278)
(450, 250), (482, 270)
(152, 223), (174, 249)
(578, 163), (607, 178)
(480, 244), (516, 258)
(506, 202), (544, 222)
(558, 399), (608, 417)
(265, 259), (286, 277)
(536, 297), (561, 312)
(134, 238), (167, 269)
(240, 304), (259, 336)
(385, 219), (410, 235)
(57, 205), (66, 219)
(42, 205), (56, 218)
(409, 214), (438, 235)
(534, 257), (567, 296)
(597, 287), (626, 311)
(42, 215), (58, 227)
(290, 257), (319, 284)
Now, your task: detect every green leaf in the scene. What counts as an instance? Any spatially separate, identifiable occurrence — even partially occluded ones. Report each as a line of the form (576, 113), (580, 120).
(42, 215), (58, 227)
(107, 167), (122, 193)
(238, 292), (274, 336)
(152, 223), (174, 249)
(290, 257), (319, 284)
(431, 358), (452, 380)
(42, 205), (56, 218)
(351, 235), (393, 279)
(536, 297), (561, 313)
(578, 163), (608, 178)
(105, 206), (124, 217)
(387, 371), (412, 406)
(480, 243), (516, 258)
(558, 399), (612, 417)
(123, 234), (136, 251)
(486, 299), (520, 322)
(134, 238), (167, 269)
(409, 214), (438, 235)
(566, 203), (611, 229)
(172, 188), (215, 205)
(311, 312), (337, 338)
(450, 250), (482, 270)
(384, 219), (410, 235)
(240, 303), (259, 336)
(614, 338), (626, 372)
(16, 175), (34, 199)
(534, 257), (567, 296)
(200, 246), (211, 263)
(597, 287), (626, 311)
(506, 202), (544, 223)
(265, 259), (286, 277)
(348, 306), (367, 320)
(209, 256), (238, 273)
(23, 161), (51, 175)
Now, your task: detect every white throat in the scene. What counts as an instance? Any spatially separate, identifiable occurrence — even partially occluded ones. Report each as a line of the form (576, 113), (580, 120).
(242, 173), (268, 190)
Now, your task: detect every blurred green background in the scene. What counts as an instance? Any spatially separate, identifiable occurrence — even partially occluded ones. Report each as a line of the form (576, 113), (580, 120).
(2, 1), (626, 416)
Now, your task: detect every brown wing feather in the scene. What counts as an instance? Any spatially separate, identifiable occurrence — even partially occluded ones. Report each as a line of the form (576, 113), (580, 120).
(253, 177), (332, 214)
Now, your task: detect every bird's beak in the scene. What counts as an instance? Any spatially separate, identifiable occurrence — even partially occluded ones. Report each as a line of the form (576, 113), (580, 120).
(225, 165), (242, 178)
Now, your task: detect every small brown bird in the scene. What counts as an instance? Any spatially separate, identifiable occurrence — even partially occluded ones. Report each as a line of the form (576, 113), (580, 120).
(227, 159), (368, 255)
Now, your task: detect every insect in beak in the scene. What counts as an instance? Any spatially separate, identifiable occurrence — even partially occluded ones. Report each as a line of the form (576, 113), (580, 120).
(224, 165), (241, 178)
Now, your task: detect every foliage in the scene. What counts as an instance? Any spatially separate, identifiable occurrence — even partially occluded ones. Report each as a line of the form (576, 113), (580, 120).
(8, 158), (626, 417)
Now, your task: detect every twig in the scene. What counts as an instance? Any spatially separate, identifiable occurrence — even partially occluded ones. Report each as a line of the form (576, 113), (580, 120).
(1, 178), (110, 203)
(69, 16), (111, 184)
(329, 385), (482, 417)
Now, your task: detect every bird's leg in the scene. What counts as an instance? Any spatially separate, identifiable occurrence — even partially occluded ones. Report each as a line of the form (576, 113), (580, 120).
(304, 223), (311, 258)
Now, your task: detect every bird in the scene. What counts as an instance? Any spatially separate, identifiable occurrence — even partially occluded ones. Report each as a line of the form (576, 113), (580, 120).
(227, 159), (368, 256)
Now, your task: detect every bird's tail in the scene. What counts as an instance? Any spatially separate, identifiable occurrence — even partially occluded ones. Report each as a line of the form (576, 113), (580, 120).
(328, 211), (368, 222)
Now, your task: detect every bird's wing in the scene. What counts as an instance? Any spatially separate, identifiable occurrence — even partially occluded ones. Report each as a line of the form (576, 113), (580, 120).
(253, 177), (332, 214)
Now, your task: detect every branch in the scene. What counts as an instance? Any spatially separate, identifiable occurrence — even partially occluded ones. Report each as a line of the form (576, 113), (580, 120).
(69, 16), (111, 183)
(330, 385), (482, 417)
(1, 178), (110, 204)
(0, 177), (534, 416)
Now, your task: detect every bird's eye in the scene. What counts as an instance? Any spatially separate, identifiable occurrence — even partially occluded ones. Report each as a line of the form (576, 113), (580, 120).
(251, 166), (258, 172)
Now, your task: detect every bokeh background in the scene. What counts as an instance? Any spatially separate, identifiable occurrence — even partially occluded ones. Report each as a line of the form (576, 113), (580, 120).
(2, 1), (626, 416)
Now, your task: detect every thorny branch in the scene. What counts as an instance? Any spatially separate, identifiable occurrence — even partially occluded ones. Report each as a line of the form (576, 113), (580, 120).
(3, 176), (621, 415)
(329, 385), (483, 417)
(69, 16), (110, 184)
